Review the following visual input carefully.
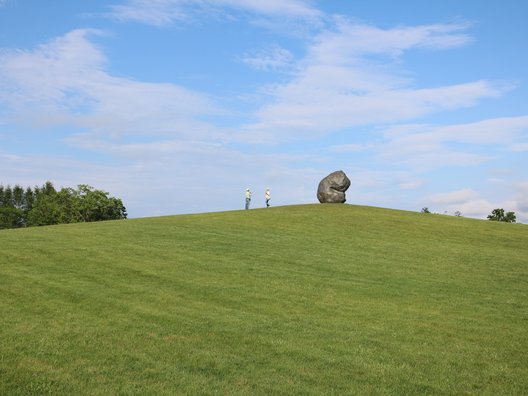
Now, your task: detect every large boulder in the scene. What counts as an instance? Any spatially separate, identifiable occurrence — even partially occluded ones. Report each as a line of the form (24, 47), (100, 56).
(317, 170), (351, 203)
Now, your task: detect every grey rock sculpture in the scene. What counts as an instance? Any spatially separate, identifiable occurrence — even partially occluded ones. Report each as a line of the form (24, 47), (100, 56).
(317, 170), (351, 203)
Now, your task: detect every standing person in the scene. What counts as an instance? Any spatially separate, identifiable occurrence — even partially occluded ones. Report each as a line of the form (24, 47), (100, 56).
(245, 188), (252, 210)
(265, 188), (271, 208)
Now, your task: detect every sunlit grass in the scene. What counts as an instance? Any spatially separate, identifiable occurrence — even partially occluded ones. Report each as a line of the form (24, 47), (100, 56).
(1, 204), (527, 394)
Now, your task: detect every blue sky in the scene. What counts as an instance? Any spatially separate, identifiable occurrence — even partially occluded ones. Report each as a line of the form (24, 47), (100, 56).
(1, 0), (527, 221)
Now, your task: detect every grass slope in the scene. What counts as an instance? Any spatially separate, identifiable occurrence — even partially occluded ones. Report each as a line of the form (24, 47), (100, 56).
(1, 204), (527, 395)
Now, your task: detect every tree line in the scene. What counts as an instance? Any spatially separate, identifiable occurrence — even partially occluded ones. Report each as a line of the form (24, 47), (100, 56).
(421, 206), (516, 223)
(0, 182), (127, 230)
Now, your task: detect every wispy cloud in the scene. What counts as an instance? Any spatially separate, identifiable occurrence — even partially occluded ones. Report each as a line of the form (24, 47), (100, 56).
(327, 144), (368, 153)
(425, 188), (523, 220)
(108, 0), (323, 27)
(514, 182), (528, 220)
(384, 116), (528, 144)
(0, 145), (326, 216)
(108, 0), (189, 26)
(510, 143), (528, 152)
(239, 44), (294, 71)
(0, 29), (224, 141)
(375, 116), (528, 168)
(240, 80), (505, 143)
(236, 19), (505, 143)
(428, 188), (481, 206)
(2, 3), (526, 222)
(310, 18), (472, 59)
(426, 189), (497, 219)
(219, 0), (322, 19)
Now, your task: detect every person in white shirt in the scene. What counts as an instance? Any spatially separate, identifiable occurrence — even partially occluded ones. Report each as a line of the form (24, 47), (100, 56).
(265, 188), (271, 208)
(245, 188), (252, 210)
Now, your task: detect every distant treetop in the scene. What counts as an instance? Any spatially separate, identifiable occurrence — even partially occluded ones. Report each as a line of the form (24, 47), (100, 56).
(487, 208), (516, 223)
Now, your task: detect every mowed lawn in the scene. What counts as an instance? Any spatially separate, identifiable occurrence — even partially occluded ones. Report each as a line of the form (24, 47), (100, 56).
(1, 204), (527, 395)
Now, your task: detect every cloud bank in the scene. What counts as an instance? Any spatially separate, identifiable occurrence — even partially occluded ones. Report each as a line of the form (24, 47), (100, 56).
(0, 1), (526, 221)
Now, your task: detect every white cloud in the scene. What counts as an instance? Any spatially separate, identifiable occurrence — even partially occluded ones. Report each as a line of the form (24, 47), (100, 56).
(511, 182), (528, 222)
(239, 44), (294, 71)
(398, 180), (424, 190)
(108, 0), (189, 26)
(310, 18), (472, 60)
(0, 29), (105, 111)
(0, 146), (325, 217)
(424, 187), (528, 222)
(429, 188), (481, 206)
(447, 199), (495, 219)
(327, 144), (368, 153)
(390, 116), (528, 144)
(0, 28), (329, 217)
(1, 6), (525, 223)
(219, 0), (321, 19)
(236, 19), (507, 143)
(373, 116), (528, 169)
(108, 0), (323, 26)
(426, 189), (495, 219)
(0, 29), (224, 140)
(0, 152), (23, 162)
(332, 167), (429, 211)
(241, 80), (504, 143)
(511, 143), (528, 152)
(0, 29), (247, 218)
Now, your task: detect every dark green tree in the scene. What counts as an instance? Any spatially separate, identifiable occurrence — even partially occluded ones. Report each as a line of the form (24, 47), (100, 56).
(27, 193), (64, 226)
(24, 187), (35, 212)
(487, 208), (516, 223)
(2, 185), (13, 207)
(0, 185), (25, 229)
(12, 185), (25, 209)
(505, 212), (517, 223)
(0, 207), (24, 229)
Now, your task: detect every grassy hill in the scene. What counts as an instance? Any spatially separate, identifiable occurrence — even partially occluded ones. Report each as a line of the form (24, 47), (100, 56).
(1, 204), (527, 395)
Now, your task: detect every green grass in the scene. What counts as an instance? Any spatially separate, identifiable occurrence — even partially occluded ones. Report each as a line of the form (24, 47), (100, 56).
(1, 204), (527, 395)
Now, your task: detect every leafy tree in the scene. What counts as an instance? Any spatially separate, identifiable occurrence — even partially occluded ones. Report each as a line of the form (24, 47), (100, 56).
(0, 185), (26, 228)
(12, 185), (25, 209)
(504, 212), (517, 223)
(2, 185), (13, 207)
(454, 211), (462, 217)
(28, 183), (127, 225)
(0, 206), (25, 229)
(1, 182), (127, 229)
(24, 187), (35, 213)
(487, 208), (516, 223)
(71, 184), (127, 222)
(27, 193), (64, 226)
(38, 181), (57, 198)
